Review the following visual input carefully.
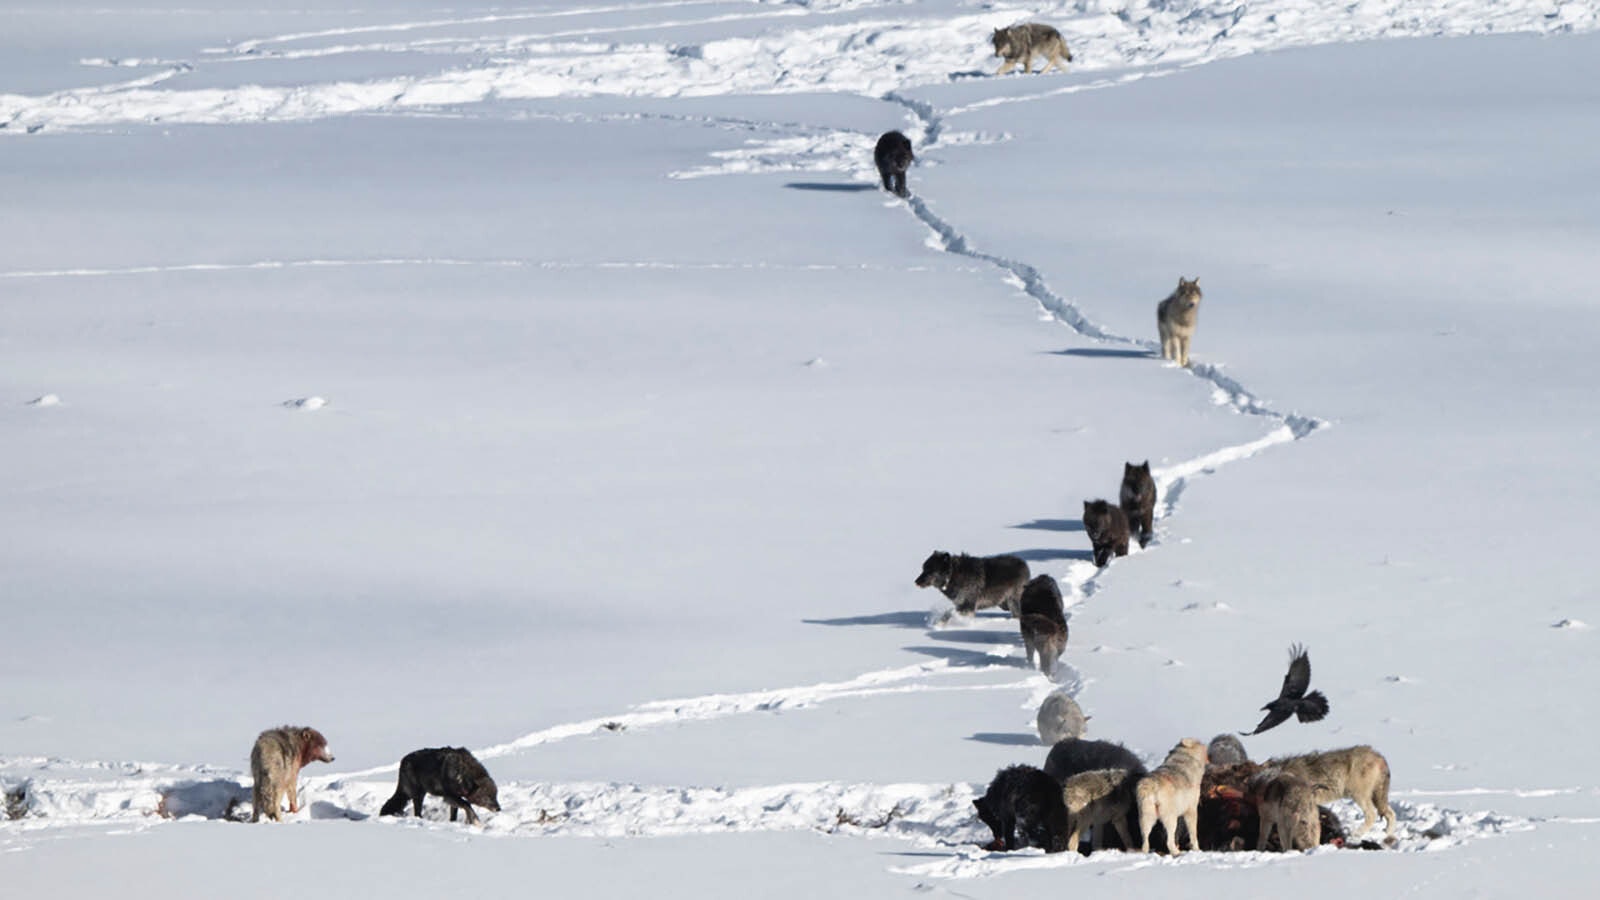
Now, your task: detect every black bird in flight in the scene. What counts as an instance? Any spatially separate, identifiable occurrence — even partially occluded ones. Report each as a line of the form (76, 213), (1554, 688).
(1242, 643), (1329, 736)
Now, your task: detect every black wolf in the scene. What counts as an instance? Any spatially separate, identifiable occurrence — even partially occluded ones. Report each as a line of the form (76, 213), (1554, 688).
(1119, 461), (1156, 548)
(1018, 575), (1068, 676)
(915, 550), (1030, 615)
(380, 747), (501, 825)
(1082, 500), (1130, 567)
(1043, 738), (1146, 784)
(874, 131), (914, 198)
(973, 765), (1070, 852)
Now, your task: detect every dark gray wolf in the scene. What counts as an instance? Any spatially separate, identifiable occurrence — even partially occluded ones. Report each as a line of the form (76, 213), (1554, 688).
(250, 726), (334, 822)
(1018, 574), (1068, 676)
(1157, 277), (1202, 367)
(1036, 690), (1087, 745)
(1119, 461), (1156, 548)
(1136, 737), (1208, 854)
(991, 23), (1072, 75)
(873, 131), (914, 198)
(1060, 768), (1139, 853)
(1247, 768), (1322, 851)
(974, 765), (1070, 852)
(1043, 738), (1145, 783)
(1267, 745), (1395, 838)
(380, 747), (501, 825)
(1243, 643), (1329, 735)
(1206, 734), (1249, 766)
(1081, 500), (1130, 567)
(915, 550), (1030, 615)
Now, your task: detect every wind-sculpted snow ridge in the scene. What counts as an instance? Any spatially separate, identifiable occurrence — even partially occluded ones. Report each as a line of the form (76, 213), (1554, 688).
(5, 1), (1598, 132)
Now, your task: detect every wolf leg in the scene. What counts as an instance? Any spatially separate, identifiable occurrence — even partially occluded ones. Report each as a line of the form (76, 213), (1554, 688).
(287, 780), (298, 814)
(997, 59), (1017, 75)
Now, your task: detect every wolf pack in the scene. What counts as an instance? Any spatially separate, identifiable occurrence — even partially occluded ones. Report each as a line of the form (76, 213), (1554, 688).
(237, 21), (1390, 862)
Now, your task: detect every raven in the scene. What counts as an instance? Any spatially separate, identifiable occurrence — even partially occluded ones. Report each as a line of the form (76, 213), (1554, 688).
(1242, 644), (1329, 735)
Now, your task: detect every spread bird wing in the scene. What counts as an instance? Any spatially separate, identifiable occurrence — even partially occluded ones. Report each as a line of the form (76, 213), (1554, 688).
(1278, 643), (1312, 701)
(1242, 704), (1292, 736)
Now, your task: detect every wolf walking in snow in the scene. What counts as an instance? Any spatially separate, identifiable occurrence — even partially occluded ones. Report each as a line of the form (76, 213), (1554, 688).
(1157, 277), (1202, 367)
(249, 726), (334, 822)
(991, 23), (1073, 75)
(873, 131), (914, 198)
(1018, 574), (1068, 676)
(1082, 500), (1130, 567)
(915, 550), (1030, 616)
(1119, 460), (1157, 548)
(1036, 690), (1087, 745)
(380, 747), (501, 826)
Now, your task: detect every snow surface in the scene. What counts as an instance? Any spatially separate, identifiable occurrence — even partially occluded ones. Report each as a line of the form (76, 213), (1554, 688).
(3, 1), (1599, 897)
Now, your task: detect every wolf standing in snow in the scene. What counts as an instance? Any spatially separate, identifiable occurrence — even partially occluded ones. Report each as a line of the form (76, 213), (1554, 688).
(1119, 461), (1157, 548)
(1247, 768), (1323, 851)
(915, 550), (1030, 616)
(1036, 690), (1087, 745)
(991, 23), (1073, 75)
(1082, 500), (1130, 567)
(873, 131), (914, 198)
(1157, 277), (1202, 367)
(1136, 737), (1208, 854)
(1267, 745), (1395, 839)
(1017, 574), (1068, 676)
(974, 765), (1071, 852)
(380, 747), (501, 825)
(249, 725), (334, 822)
(1060, 767), (1140, 853)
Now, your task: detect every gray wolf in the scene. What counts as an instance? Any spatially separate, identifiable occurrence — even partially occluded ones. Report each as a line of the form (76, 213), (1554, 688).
(1247, 768), (1322, 851)
(1018, 574), (1068, 676)
(991, 23), (1073, 75)
(1061, 768), (1139, 853)
(250, 726), (334, 822)
(1082, 500), (1130, 567)
(1243, 643), (1329, 735)
(1036, 690), (1087, 745)
(1119, 461), (1156, 548)
(1268, 745), (1395, 838)
(1206, 734), (1249, 766)
(380, 747), (501, 825)
(915, 550), (1030, 615)
(1157, 277), (1202, 367)
(1136, 737), (1208, 853)
(873, 131), (914, 198)
(974, 765), (1070, 852)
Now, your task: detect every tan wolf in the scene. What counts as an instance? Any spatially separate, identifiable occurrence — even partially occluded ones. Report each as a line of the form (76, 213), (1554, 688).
(1157, 277), (1202, 367)
(1136, 737), (1208, 853)
(1268, 745), (1396, 839)
(991, 24), (1073, 75)
(1247, 768), (1322, 851)
(250, 725), (334, 822)
(1061, 768), (1138, 853)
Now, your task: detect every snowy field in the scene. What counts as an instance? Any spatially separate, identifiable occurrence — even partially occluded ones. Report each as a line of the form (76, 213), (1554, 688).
(3, 1), (1599, 896)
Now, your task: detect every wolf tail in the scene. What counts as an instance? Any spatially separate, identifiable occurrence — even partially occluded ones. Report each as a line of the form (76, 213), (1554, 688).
(379, 790), (408, 816)
(1295, 690), (1330, 723)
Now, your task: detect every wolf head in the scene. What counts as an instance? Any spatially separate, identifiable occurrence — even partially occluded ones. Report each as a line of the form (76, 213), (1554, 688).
(293, 728), (334, 766)
(1123, 460), (1151, 482)
(972, 794), (999, 838)
(1173, 277), (1202, 310)
(991, 28), (1013, 57)
(466, 775), (501, 813)
(916, 551), (952, 588)
(1082, 500), (1113, 537)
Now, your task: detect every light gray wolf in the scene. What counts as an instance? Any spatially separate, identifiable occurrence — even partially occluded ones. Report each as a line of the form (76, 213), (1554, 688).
(991, 23), (1073, 75)
(1157, 277), (1202, 366)
(874, 131), (914, 198)
(1243, 643), (1329, 735)
(1082, 500), (1130, 567)
(1119, 461), (1156, 548)
(1018, 574), (1068, 675)
(1136, 737), (1208, 853)
(915, 550), (1030, 615)
(1061, 768), (1139, 853)
(380, 747), (501, 825)
(1268, 745), (1395, 838)
(250, 726), (334, 822)
(974, 765), (1070, 852)
(1037, 690), (1087, 745)
(1248, 768), (1322, 851)
(1207, 733), (1249, 766)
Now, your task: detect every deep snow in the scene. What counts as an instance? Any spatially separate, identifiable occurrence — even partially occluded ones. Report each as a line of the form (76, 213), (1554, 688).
(3, 1), (1599, 896)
